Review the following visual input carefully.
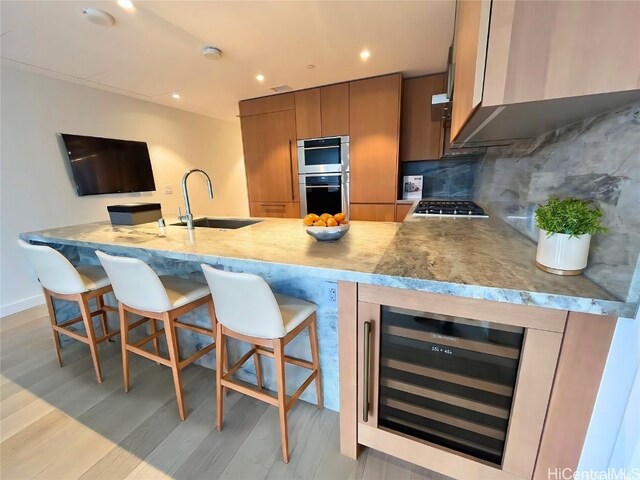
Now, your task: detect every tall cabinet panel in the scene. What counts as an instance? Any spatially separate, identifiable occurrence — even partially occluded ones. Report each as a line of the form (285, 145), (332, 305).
(294, 89), (322, 140)
(241, 109), (299, 216)
(349, 74), (402, 206)
(321, 83), (350, 137)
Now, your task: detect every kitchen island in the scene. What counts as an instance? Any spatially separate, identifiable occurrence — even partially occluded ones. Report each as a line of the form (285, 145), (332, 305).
(21, 214), (634, 412)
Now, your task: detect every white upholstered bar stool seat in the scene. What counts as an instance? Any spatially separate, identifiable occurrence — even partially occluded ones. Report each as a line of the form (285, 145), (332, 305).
(201, 264), (323, 464)
(17, 239), (119, 383)
(96, 251), (217, 420)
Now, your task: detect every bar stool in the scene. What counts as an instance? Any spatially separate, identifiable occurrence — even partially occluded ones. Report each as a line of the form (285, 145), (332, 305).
(17, 239), (119, 383)
(201, 264), (322, 464)
(96, 251), (216, 420)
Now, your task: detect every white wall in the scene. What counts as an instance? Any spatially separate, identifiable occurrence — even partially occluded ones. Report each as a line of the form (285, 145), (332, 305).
(0, 66), (248, 316)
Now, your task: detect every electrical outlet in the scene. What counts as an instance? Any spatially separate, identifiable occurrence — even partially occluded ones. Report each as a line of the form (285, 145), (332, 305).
(164, 185), (173, 194)
(329, 287), (337, 303)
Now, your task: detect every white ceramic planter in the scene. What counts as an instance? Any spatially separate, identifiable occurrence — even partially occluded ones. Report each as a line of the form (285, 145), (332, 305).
(536, 229), (591, 275)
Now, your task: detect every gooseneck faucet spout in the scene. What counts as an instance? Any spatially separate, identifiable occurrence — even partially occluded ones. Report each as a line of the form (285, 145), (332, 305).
(179, 169), (214, 229)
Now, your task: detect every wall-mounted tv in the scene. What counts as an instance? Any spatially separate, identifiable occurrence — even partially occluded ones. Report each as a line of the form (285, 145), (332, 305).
(61, 133), (156, 196)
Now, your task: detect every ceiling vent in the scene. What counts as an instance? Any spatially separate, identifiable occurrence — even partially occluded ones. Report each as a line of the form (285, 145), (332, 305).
(270, 85), (292, 93)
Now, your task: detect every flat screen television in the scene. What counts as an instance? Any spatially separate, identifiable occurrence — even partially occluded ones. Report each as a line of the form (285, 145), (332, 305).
(61, 133), (156, 196)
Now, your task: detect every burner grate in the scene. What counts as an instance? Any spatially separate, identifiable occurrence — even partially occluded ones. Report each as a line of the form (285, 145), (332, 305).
(413, 200), (487, 217)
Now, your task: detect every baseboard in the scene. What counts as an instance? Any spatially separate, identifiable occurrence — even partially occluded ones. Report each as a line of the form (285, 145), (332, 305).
(0, 294), (45, 318)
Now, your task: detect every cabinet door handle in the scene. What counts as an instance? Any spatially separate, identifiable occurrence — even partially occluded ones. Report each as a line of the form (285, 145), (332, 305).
(288, 140), (295, 201)
(363, 320), (372, 422)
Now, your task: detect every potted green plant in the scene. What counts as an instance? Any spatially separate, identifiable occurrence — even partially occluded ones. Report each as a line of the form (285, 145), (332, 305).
(534, 197), (607, 275)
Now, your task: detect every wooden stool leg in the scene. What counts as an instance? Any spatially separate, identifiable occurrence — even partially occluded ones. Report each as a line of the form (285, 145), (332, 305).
(119, 302), (131, 392)
(253, 344), (263, 390)
(44, 290), (63, 367)
(97, 294), (109, 338)
(150, 319), (160, 363)
(216, 323), (225, 431)
(308, 314), (323, 410)
(79, 295), (103, 384)
(274, 338), (290, 464)
(164, 312), (186, 421)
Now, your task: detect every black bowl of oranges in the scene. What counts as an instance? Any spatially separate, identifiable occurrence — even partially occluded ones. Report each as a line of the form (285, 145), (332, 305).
(303, 212), (350, 241)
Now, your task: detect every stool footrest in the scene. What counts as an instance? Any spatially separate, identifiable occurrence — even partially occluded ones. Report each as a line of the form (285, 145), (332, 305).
(174, 321), (215, 338)
(178, 342), (216, 369)
(221, 377), (279, 407)
(132, 329), (166, 349)
(51, 324), (89, 344)
(254, 347), (314, 370)
(126, 344), (172, 367)
(287, 370), (318, 410)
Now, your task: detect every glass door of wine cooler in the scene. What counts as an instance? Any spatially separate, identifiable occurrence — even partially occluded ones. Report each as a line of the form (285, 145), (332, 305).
(377, 306), (524, 466)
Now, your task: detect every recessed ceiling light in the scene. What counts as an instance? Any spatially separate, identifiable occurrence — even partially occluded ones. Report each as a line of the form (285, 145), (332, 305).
(171, 93), (180, 99)
(360, 50), (371, 61)
(117, 0), (134, 10)
(82, 8), (116, 26)
(306, 64), (316, 70)
(256, 74), (265, 82)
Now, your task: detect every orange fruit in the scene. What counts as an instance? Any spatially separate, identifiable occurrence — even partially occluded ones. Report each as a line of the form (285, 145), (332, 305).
(339, 219), (349, 225)
(326, 217), (338, 227)
(309, 213), (320, 221)
(320, 213), (332, 222)
(313, 220), (327, 227)
(334, 212), (346, 222)
(303, 214), (315, 226)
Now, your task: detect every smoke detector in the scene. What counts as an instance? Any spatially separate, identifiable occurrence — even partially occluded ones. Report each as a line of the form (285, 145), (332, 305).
(82, 8), (116, 26)
(202, 46), (222, 59)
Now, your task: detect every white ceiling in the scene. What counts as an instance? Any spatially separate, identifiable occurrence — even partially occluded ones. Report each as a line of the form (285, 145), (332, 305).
(0, 0), (455, 122)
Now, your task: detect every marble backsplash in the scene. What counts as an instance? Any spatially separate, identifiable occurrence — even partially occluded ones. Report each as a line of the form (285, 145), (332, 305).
(473, 103), (640, 302)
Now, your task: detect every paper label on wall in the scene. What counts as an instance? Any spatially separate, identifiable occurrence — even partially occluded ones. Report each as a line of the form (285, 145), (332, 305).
(403, 175), (423, 200)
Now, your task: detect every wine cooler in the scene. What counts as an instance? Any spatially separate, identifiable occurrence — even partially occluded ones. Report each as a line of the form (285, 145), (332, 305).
(377, 306), (523, 465)
(356, 285), (566, 480)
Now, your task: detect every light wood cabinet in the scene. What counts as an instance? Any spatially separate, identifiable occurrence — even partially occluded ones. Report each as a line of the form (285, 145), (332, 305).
(239, 93), (295, 117)
(394, 202), (413, 222)
(294, 89), (322, 140)
(350, 204), (395, 222)
(349, 74), (402, 204)
(321, 83), (349, 136)
(295, 84), (350, 139)
(240, 109), (298, 205)
(401, 74), (447, 161)
(450, 0), (491, 142)
(249, 202), (300, 218)
(450, 0), (640, 147)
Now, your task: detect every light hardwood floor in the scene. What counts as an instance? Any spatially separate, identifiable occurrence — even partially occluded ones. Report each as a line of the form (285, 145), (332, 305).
(0, 305), (449, 480)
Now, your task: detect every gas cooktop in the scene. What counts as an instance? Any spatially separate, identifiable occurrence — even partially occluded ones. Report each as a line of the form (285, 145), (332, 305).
(412, 200), (488, 218)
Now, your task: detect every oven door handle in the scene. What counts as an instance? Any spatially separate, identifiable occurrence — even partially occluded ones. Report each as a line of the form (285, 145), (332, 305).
(363, 320), (372, 422)
(304, 185), (341, 189)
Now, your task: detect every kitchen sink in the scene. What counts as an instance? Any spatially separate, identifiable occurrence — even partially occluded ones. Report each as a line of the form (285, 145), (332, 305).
(170, 218), (262, 229)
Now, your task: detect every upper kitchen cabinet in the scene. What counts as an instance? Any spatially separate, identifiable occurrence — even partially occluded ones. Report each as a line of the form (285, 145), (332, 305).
(240, 109), (299, 213)
(320, 83), (349, 137)
(295, 84), (350, 139)
(349, 74), (402, 205)
(401, 74), (446, 161)
(239, 93), (295, 116)
(450, 0), (640, 147)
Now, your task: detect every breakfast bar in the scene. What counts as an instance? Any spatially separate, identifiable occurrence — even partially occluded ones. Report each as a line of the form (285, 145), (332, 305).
(20, 214), (636, 479)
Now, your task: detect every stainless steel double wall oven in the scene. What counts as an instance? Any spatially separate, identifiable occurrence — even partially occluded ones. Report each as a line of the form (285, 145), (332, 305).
(297, 136), (349, 217)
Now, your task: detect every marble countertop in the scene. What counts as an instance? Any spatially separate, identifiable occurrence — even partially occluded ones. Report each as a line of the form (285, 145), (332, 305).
(22, 214), (636, 317)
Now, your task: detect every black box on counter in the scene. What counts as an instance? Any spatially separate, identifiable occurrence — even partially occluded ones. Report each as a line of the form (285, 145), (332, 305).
(107, 203), (162, 226)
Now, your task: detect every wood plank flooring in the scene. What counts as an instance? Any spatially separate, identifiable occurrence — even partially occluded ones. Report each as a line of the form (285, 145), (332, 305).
(0, 306), (449, 480)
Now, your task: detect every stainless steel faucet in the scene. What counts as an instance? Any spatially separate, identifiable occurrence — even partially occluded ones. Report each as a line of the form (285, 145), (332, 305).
(178, 169), (214, 229)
